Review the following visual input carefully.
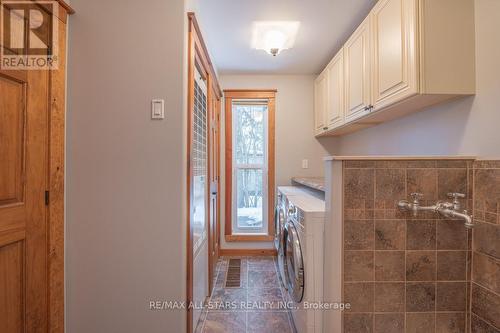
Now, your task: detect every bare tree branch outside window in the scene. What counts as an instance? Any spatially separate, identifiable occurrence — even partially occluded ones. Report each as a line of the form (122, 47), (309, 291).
(234, 104), (267, 229)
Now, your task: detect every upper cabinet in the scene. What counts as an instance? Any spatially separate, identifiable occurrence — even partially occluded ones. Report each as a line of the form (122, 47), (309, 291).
(314, 70), (328, 135)
(371, 0), (418, 110)
(344, 16), (372, 123)
(314, 49), (345, 134)
(326, 50), (345, 128)
(314, 0), (475, 137)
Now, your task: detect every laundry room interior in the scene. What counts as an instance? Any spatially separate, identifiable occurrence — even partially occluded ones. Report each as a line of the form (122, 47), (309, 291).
(2, 0), (500, 332)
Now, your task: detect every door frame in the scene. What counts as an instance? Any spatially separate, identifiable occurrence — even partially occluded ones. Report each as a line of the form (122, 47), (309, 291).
(186, 13), (222, 333)
(208, 87), (222, 294)
(47, 12), (70, 332)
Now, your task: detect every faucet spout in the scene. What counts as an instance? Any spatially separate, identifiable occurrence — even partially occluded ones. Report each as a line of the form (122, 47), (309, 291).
(437, 207), (474, 229)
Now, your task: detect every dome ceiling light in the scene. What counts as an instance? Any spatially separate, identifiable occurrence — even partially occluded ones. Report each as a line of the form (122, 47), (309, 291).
(251, 21), (300, 56)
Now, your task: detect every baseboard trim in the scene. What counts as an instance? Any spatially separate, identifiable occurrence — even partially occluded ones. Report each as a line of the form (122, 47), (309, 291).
(219, 248), (277, 257)
(225, 234), (274, 242)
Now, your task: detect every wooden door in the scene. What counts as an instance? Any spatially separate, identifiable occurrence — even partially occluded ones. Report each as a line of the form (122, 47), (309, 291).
(314, 72), (328, 134)
(208, 88), (220, 292)
(344, 15), (371, 123)
(0, 67), (49, 332)
(371, 0), (418, 110)
(326, 50), (345, 129)
(187, 13), (222, 332)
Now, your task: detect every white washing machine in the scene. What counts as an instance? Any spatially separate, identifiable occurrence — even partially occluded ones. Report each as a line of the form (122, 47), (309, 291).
(275, 186), (307, 289)
(283, 190), (325, 333)
(274, 189), (288, 289)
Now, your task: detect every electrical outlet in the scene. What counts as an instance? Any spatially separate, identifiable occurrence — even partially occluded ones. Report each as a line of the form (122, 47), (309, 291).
(302, 159), (309, 169)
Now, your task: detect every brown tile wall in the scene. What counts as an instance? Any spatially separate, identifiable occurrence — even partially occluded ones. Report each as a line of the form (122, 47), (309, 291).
(342, 160), (474, 333)
(471, 161), (500, 333)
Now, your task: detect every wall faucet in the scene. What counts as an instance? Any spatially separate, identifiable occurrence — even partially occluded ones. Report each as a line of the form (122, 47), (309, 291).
(397, 192), (436, 217)
(397, 192), (474, 229)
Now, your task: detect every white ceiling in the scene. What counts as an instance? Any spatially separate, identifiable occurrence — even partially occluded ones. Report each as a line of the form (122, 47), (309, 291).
(195, 0), (376, 75)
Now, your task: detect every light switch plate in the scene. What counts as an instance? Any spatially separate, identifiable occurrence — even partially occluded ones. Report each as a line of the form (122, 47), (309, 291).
(151, 99), (165, 119)
(302, 159), (309, 169)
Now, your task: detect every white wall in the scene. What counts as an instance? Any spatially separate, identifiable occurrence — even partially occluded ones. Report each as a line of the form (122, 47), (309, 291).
(219, 75), (336, 250)
(336, 0), (500, 158)
(66, 0), (187, 332)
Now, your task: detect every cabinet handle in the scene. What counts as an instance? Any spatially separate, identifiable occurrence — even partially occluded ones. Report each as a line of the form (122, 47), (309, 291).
(323, 127), (329, 130)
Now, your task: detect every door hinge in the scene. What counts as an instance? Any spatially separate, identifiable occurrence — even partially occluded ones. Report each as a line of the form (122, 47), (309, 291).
(45, 191), (50, 206)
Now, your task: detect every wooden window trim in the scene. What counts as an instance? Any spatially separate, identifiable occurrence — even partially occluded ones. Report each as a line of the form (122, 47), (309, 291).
(224, 89), (276, 243)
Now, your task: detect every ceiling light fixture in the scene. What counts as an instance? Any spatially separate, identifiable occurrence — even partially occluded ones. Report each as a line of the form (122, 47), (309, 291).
(251, 21), (300, 56)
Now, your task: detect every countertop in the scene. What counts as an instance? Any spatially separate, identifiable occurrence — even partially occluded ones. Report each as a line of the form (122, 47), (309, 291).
(291, 177), (325, 192)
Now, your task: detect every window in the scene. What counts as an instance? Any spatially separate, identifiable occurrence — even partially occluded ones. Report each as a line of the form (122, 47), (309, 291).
(233, 102), (267, 232)
(192, 68), (208, 255)
(224, 90), (276, 241)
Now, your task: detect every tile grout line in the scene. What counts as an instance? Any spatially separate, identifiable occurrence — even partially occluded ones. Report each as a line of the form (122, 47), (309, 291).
(373, 167), (376, 331)
(470, 312), (500, 331)
(468, 165), (474, 333)
(404, 167), (408, 332)
(466, 166), (471, 333)
(434, 170), (438, 332)
(471, 280), (500, 298)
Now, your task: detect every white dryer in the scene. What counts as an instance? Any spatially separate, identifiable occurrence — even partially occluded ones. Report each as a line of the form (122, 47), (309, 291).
(283, 190), (325, 333)
(275, 186), (307, 289)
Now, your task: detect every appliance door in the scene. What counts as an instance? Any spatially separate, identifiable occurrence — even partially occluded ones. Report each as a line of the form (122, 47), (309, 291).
(277, 223), (288, 290)
(277, 251), (288, 290)
(284, 221), (304, 303)
(274, 204), (286, 251)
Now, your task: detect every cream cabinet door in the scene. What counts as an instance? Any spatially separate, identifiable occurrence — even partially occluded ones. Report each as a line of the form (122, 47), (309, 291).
(344, 16), (371, 123)
(371, 0), (418, 110)
(326, 50), (345, 129)
(314, 72), (328, 135)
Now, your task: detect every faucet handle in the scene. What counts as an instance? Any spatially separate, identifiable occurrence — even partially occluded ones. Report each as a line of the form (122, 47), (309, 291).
(448, 192), (466, 210)
(410, 192), (423, 203)
(448, 192), (466, 199)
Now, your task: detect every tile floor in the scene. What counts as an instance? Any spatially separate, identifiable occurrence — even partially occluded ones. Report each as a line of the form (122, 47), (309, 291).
(195, 256), (296, 333)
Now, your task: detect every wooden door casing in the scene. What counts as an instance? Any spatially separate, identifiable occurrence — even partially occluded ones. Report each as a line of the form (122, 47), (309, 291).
(208, 88), (220, 293)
